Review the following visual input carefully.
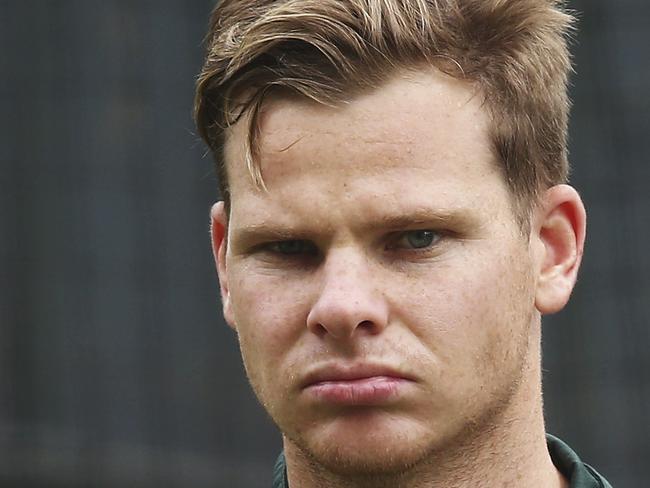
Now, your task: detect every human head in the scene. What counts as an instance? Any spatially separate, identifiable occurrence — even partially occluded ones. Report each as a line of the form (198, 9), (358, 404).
(194, 0), (575, 227)
(198, 2), (587, 484)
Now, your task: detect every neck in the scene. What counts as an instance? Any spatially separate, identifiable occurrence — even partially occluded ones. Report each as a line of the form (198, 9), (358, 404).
(284, 325), (568, 488)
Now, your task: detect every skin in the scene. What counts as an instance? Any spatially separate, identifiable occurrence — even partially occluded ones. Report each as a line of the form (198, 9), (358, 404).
(211, 68), (585, 487)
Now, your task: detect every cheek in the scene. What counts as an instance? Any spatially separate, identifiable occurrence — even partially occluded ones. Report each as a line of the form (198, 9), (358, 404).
(228, 266), (311, 384)
(392, 244), (535, 369)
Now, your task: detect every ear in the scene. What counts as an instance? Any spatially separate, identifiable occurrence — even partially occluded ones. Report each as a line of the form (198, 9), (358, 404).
(210, 201), (236, 329)
(533, 184), (587, 314)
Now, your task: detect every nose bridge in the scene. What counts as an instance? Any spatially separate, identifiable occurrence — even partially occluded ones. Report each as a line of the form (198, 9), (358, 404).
(307, 245), (388, 339)
(323, 246), (367, 292)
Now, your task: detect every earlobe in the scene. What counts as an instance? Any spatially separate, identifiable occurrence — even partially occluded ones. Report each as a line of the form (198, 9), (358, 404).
(534, 185), (587, 315)
(210, 201), (236, 329)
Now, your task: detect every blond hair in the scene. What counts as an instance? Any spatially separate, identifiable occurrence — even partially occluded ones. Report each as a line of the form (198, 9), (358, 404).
(194, 0), (575, 223)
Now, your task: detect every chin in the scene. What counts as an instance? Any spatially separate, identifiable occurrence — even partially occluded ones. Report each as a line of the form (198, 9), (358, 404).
(295, 436), (436, 480)
(284, 411), (441, 477)
(321, 447), (430, 477)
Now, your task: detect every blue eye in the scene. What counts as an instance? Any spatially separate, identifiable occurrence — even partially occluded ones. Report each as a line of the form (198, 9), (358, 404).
(268, 240), (316, 255)
(397, 230), (439, 249)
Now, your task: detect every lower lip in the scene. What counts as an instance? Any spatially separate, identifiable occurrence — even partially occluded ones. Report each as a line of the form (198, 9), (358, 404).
(304, 376), (409, 405)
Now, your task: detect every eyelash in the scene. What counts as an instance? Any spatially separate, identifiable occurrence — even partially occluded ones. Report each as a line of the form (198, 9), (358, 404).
(387, 230), (442, 252)
(258, 230), (444, 259)
(264, 240), (318, 256)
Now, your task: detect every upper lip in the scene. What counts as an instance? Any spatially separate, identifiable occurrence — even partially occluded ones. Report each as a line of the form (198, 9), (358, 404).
(300, 363), (415, 388)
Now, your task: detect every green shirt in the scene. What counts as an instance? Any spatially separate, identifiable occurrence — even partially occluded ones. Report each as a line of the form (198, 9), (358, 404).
(272, 434), (612, 487)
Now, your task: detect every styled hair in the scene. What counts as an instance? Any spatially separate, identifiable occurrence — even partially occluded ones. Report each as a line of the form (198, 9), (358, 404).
(194, 0), (575, 223)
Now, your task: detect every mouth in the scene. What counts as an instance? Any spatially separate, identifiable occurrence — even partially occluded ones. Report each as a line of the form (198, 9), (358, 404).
(301, 364), (415, 406)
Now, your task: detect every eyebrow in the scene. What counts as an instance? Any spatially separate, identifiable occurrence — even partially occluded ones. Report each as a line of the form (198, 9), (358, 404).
(230, 208), (478, 247)
(365, 210), (470, 231)
(232, 226), (307, 244)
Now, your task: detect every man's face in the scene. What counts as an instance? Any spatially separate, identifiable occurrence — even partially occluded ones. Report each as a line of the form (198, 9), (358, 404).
(215, 69), (543, 474)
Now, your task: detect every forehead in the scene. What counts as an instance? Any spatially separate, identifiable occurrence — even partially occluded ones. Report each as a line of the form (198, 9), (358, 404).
(223, 69), (507, 225)
(228, 69), (489, 170)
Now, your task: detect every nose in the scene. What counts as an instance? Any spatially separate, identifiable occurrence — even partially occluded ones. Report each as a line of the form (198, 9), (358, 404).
(306, 249), (389, 340)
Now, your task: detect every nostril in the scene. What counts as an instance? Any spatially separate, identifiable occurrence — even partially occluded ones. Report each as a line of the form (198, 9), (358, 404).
(311, 322), (328, 337)
(357, 320), (376, 332)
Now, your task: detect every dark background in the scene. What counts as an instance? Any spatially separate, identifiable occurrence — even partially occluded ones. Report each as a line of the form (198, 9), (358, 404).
(1, 1), (648, 486)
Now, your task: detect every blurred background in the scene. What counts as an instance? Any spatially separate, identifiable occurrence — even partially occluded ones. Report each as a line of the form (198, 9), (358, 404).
(1, 1), (648, 486)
